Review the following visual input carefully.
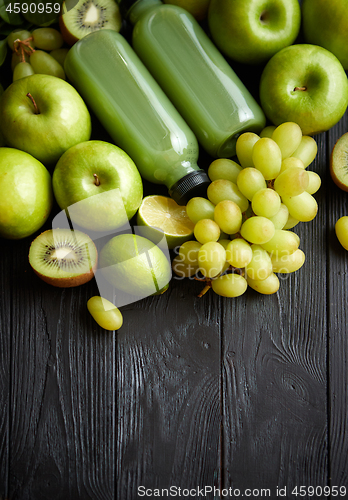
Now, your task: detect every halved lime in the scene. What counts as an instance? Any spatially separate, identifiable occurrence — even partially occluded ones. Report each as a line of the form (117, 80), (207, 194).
(136, 195), (194, 249)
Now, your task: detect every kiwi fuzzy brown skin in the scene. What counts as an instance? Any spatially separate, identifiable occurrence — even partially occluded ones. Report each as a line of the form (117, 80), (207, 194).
(28, 229), (98, 288)
(330, 132), (348, 192)
(59, 15), (79, 46)
(31, 262), (97, 288)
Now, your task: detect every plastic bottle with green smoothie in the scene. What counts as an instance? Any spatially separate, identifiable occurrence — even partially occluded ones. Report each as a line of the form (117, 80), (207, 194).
(120, 0), (266, 158)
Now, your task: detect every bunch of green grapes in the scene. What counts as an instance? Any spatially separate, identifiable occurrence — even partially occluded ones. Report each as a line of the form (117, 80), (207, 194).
(172, 122), (321, 299)
(8, 27), (69, 81)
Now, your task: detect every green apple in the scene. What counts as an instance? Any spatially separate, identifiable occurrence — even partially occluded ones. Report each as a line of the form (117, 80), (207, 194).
(0, 74), (91, 167)
(0, 148), (53, 239)
(259, 44), (348, 136)
(207, 0), (301, 65)
(302, 0), (348, 70)
(52, 140), (143, 232)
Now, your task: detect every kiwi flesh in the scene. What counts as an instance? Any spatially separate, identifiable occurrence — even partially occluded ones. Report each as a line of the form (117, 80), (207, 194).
(59, 0), (122, 46)
(330, 132), (348, 192)
(29, 228), (98, 287)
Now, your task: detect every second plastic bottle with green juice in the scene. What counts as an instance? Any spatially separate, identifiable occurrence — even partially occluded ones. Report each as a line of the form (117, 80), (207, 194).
(121, 0), (266, 158)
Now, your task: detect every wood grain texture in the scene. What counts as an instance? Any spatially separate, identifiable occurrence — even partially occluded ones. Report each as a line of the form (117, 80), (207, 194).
(116, 277), (221, 498)
(0, 239), (12, 500)
(5, 235), (116, 499)
(1, 0), (348, 495)
(327, 114), (348, 487)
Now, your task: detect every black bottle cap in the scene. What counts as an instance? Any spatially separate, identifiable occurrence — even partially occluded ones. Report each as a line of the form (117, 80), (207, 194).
(169, 170), (211, 206)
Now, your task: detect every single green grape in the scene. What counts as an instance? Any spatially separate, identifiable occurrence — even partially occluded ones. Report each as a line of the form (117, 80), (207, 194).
(226, 238), (253, 268)
(198, 241), (226, 278)
(236, 132), (260, 168)
(207, 179), (249, 212)
(306, 171), (321, 194)
(214, 200), (242, 235)
(271, 248), (305, 273)
(236, 167), (267, 201)
(335, 216), (348, 251)
(87, 296), (123, 331)
(271, 122), (302, 159)
(245, 244), (273, 281)
(215, 239), (232, 274)
(194, 218), (220, 244)
(251, 188), (281, 218)
(280, 157), (305, 174)
(259, 125), (276, 138)
(274, 166), (309, 197)
(247, 273), (280, 294)
(172, 255), (199, 278)
(261, 229), (300, 258)
(282, 192), (318, 222)
(211, 273), (248, 298)
(291, 135), (318, 168)
(178, 240), (202, 265)
(240, 216), (275, 245)
(13, 61), (35, 81)
(252, 137), (282, 180)
(32, 28), (64, 51)
(208, 158), (243, 183)
(268, 203), (289, 230)
(186, 197), (215, 224)
(11, 51), (30, 71)
(30, 50), (66, 80)
(50, 48), (70, 68)
(283, 214), (300, 230)
(7, 30), (33, 51)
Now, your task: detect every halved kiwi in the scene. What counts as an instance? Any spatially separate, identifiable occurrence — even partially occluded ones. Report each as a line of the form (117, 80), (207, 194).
(29, 228), (98, 287)
(59, 0), (122, 46)
(330, 132), (348, 192)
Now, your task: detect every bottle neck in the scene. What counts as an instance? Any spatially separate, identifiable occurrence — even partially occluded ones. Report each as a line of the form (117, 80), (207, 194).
(128, 0), (162, 25)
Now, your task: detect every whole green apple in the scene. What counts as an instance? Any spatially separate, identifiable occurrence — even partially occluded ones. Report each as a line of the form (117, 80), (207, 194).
(207, 0), (301, 65)
(0, 148), (53, 239)
(259, 44), (348, 136)
(302, 0), (348, 70)
(0, 74), (91, 166)
(52, 140), (143, 232)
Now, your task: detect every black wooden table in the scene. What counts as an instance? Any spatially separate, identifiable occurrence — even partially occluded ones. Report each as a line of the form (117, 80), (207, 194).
(1, 14), (348, 500)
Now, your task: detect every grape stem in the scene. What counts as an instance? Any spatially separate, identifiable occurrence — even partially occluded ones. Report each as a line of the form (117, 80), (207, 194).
(26, 93), (39, 114)
(194, 278), (212, 298)
(13, 37), (35, 62)
(194, 266), (244, 297)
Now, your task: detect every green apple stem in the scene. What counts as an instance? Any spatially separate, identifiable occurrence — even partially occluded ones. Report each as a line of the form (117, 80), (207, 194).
(93, 173), (100, 186)
(26, 93), (39, 114)
(294, 86), (307, 91)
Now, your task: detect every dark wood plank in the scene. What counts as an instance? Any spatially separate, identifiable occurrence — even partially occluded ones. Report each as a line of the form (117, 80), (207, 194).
(327, 115), (348, 488)
(6, 236), (116, 499)
(0, 239), (12, 500)
(116, 276), (222, 498)
(221, 129), (329, 493)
